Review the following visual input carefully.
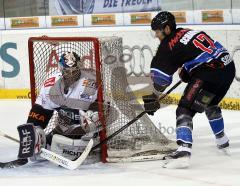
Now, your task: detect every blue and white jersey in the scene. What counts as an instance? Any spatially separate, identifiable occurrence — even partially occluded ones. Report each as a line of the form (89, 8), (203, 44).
(183, 41), (229, 73)
(150, 28), (232, 87)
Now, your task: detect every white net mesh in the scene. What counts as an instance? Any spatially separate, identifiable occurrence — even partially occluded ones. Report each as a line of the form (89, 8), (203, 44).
(29, 36), (176, 162)
(99, 37), (176, 161)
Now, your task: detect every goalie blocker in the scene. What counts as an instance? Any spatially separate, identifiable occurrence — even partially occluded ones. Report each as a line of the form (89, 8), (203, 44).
(17, 124), (46, 159)
(17, 123), (100, 163)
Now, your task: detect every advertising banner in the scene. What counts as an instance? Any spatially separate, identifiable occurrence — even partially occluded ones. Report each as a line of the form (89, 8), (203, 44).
(91, 14), (116, 25)
(51, 16), (79, 27)
(130, 12), (152, 24)
(194, 9), (232, 24)
(172, 11), (187, 23)
(45, 15), (83, 28)
(92, 0), (160, 13)
(202, 10), (224, 23)
(10, 17), (40, 28)
(50, 0), (160, 15)
(84, 13), (123, 26)
(4, 16), (47, 29)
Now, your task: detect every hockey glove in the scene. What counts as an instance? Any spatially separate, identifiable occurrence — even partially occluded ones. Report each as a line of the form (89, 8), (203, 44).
(178, 67), (191, 83)
(142, 93), (160, 115)
(79, 110), (101, 133)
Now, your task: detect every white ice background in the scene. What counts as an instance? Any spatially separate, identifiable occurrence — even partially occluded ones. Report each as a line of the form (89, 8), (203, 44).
(0, 100), (239, 186)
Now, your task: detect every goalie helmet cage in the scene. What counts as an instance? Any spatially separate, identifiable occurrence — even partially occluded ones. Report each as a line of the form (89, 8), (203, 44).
(28, 36), (176, 163)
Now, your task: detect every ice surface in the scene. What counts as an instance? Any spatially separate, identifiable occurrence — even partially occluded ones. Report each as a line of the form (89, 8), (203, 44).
(0, 100), (239, 186)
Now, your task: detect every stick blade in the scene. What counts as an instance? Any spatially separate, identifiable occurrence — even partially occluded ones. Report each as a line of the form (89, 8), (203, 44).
(71, 138), (94, 169)
(40, 139), (94, 170)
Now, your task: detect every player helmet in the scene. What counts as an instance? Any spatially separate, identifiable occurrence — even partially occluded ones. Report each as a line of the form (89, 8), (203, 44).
(151, 11), (176, 31)
(59, 52), (81, 88)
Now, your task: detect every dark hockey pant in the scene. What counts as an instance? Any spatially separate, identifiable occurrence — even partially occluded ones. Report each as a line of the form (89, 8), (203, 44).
(176, 62), (235, 145)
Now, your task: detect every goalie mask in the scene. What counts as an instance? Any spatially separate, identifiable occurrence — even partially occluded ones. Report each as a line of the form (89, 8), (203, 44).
(59, 52), (81, 89)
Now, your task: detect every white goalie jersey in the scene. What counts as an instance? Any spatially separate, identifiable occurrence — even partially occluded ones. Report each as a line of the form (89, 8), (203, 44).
(36, 70), (98, 111)
(35, 69), (98, 136)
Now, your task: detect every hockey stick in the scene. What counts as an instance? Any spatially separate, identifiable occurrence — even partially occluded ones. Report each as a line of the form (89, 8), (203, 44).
(0, 130), (19, 143)
(91, 80), (182, 152)
(0, 130), (93, 170)
(40, 139), (93, 170)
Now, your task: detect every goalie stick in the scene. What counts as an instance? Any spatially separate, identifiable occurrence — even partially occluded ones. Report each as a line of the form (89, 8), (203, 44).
(0, 80), (181, 169)
(0, 130), (19, 143)
(40, 139), (93, 170)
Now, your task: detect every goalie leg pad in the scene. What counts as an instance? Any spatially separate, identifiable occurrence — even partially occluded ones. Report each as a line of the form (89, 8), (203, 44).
(51, 134), (83, 161)
(50, 134), (100, 163)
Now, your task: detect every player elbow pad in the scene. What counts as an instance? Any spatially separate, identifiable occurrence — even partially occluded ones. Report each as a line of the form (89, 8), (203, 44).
(27, 104), (54, 129)
(151, 68), (172, 95)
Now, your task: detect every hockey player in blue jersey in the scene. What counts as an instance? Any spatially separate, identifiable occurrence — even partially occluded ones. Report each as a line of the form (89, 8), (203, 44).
(142, 11), (235, 168)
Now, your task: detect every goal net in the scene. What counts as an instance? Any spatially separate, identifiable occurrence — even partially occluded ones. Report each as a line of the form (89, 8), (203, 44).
(28, 36), (176, 162)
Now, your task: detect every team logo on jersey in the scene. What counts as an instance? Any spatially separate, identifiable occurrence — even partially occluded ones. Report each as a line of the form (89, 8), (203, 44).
(44, 77), (56, 87)
(80, 93), (92, 101)
(82, 79), (96, 88)
(59, 108), (80, 121)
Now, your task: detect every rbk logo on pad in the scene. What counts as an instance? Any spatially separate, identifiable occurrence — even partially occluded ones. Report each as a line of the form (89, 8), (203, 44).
(17, 124), (36, 159)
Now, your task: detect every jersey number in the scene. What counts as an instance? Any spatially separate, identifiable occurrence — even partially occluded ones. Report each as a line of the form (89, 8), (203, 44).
(193, 34), (216, 54)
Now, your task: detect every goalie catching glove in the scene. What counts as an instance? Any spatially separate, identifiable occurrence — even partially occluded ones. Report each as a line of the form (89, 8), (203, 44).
(79, 110), (101, 133)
